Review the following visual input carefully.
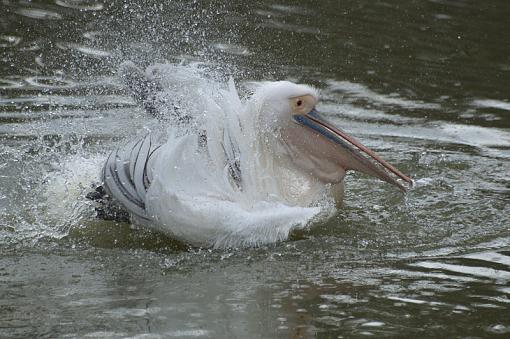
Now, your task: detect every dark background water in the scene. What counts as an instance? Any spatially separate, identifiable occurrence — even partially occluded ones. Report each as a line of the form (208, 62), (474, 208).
(1, 0), (509, 338)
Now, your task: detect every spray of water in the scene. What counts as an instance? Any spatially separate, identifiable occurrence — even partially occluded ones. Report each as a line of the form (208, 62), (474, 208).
(0, 62), (338, 248)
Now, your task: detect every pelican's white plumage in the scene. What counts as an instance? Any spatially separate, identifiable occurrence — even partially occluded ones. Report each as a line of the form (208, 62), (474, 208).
(143, 83), (330, 247)
(99, 62), (411, 248)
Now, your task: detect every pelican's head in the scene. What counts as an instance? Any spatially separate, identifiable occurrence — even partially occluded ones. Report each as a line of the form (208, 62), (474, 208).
(252, 81), (413, 192)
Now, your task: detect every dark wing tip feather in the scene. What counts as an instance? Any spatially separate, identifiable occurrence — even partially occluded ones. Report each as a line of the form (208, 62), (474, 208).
(102, 134), (157, 221)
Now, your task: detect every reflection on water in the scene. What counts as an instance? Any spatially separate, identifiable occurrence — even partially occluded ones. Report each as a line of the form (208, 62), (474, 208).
(0, 0), (509, 338)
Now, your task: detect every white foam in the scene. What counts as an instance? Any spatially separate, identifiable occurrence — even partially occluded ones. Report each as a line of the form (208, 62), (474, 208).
(42, 154), (103, 232)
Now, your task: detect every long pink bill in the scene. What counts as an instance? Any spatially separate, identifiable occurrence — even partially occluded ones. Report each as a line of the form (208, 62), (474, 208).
(294, 109), (413, 192)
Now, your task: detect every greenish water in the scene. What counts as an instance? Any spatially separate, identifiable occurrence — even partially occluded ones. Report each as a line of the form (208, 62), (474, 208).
(1, 0), (509, 338)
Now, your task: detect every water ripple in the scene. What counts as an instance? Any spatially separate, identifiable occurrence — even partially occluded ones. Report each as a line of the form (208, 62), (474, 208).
(55, 0), (104, 11)
(473, 99), (510, 111)
(0, 78), (24, 89)
(327, 80), (442, 110)
(25, 76), (76, 89)
(56, 42), (112, 58)
(462, 252), (510, 267)
(411, 261), (510, 282)
(14, 8), (62, 20)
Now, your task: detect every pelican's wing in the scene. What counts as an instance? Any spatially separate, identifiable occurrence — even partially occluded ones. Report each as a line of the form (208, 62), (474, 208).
(118, 61), (193, 126)
(220, 77), (244, 188)
(222, 125), (242, 188)
(118, 61), (163, 117)
(102, 134), (160, 221)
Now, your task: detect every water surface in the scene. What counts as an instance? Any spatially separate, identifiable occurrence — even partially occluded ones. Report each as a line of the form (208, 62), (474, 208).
(1, 0), (509, 338)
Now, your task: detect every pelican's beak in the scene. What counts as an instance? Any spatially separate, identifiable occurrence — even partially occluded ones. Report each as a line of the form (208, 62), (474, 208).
(293, 108), (413, 192)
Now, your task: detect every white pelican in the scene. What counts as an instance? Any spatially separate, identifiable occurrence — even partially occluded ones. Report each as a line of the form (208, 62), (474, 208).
(90, 62), (412, 248)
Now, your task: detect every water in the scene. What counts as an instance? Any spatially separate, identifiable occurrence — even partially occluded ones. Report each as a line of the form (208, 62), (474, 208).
(1, 0), (509, 337)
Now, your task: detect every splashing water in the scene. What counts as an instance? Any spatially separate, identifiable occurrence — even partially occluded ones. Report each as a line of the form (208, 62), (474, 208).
(0, 143), (103, 247)
(42, 154), (103, 231)
(0, 62), (341, 248)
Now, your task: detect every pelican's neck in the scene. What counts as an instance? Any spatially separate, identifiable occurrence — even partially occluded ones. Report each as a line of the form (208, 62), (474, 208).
(250, 128), (324, 207)
(237, 97), (337, 208)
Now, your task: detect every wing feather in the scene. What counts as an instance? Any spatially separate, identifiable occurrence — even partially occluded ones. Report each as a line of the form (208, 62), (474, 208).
(102, 134), (158, 221)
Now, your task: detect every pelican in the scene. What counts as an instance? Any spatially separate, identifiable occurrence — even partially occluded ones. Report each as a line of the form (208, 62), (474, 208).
(90, 62), (412, 248)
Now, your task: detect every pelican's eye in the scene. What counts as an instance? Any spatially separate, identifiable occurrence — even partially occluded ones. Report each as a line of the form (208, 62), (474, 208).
(290, 94), (316, 115)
